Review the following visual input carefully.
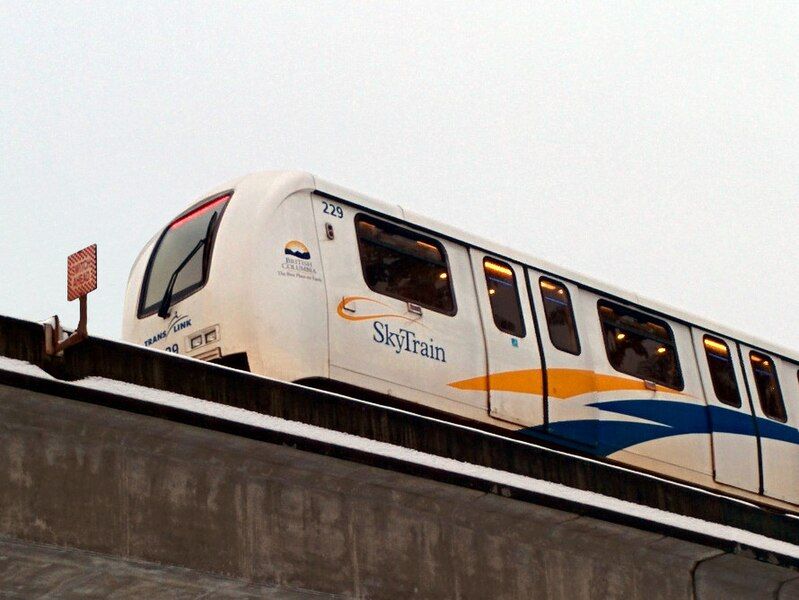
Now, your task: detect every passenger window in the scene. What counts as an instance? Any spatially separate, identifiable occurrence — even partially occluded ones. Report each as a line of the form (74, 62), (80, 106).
(139, 192), (231, 317)
(540, 278), (580, 355)
(702, 336), (741, 408)
(483, 259), (525, 337)
(355, 215), (455, 315)
(749, 351), (787, 422)
(597, 301), (684, 390)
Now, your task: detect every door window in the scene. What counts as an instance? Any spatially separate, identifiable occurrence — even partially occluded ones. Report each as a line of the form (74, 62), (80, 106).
(702, 336), (741, 408)
(750, 351), (787, 422)
(539, 278), (580, 354)
(483, 258), (525, 337)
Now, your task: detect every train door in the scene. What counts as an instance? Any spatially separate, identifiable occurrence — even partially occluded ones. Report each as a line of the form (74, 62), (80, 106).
(574, 296), (710, 473)
(467, 250), (544, 427)
(740, 345), (799, 504)
(528, 272), (599, 447)
(692, 331), (759, 492)
(312, 195), (488, 420)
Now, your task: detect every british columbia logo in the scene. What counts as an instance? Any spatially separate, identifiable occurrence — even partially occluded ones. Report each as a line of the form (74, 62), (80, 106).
(285, 240), (311, 260)
(144, 313), (192, 346)
(279, 240), (321, 282)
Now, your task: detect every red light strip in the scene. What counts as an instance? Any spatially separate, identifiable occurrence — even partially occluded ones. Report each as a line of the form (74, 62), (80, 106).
(169, 194), (231, 230)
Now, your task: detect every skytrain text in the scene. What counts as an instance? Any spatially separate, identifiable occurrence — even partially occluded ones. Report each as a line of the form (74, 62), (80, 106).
(372, 321), (446, 363)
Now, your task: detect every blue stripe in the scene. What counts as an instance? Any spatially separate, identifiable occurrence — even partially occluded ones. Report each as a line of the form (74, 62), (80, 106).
(757, 417), (799, 445)
(521, 399), (798, 457)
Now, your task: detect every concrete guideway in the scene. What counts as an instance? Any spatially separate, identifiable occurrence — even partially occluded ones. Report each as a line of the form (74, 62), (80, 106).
(0, 534), (337, 599)
(0, 377), (797, 598)
(0, 314), (798, 597)
(1, 314), (798, 548)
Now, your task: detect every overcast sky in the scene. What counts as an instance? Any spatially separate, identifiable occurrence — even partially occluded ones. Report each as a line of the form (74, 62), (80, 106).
(1, 2), (797, 354)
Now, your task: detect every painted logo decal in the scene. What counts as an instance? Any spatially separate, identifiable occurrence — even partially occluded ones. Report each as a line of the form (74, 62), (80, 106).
(284, 240), (311, 260)
(526, 399), (799, 457)
(337, 296), (426, 325)
(372, 322), (446, 362)
(449, 368), (687, 398)
(337, 296), (446, 363)
(144, 313), (192, 346)
(279, 240), (321, 282)
(449, 368), (795, 457)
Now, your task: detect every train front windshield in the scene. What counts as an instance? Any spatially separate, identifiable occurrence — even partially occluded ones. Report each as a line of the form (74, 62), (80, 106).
(138, 193), (231, 317)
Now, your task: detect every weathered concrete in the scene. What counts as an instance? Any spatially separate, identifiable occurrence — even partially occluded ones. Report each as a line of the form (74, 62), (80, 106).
(0, 379), (796, 599)
(1, 313), (797, 547)
(0, 534), (336, 599)
(693, 554), (799, 599)
(780, 576), (799, 599)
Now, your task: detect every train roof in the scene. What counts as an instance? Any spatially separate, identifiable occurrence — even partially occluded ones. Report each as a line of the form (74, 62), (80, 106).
(244, 170), (799, 364)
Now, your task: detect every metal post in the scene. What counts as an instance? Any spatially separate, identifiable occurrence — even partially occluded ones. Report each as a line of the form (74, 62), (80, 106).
(47, 295), (88, 356)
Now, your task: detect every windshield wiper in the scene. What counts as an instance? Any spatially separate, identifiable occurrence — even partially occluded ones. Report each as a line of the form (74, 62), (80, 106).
(157, 212), (219, 318)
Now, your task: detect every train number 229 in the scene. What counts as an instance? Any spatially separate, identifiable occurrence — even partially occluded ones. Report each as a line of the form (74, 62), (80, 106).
(321, 201), (343, 219)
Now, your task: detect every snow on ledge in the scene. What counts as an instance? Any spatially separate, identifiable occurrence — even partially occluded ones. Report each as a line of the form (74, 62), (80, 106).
(0, 356), (54, 379)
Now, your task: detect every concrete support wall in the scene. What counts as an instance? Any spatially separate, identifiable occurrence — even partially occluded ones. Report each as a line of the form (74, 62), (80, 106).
(0, 534), (336, 599)
(0, 382), (797, 598)
(693, 554), (799, 599)
(2, 314), (798, 547)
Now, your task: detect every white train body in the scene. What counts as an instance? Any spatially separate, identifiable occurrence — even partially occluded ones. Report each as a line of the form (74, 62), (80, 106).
(122, 171), (799, 512)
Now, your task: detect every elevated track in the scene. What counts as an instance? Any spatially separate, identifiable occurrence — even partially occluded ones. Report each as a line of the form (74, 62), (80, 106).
(0, 315), (797, 598)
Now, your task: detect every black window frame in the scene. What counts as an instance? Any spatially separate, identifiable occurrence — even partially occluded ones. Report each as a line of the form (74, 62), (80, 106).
(749, 350), (787, 423)
(137, 191), (232, 318)
(597, 300), (685, 391)
(482, 257), (526, 337)
(539, 277), (581, 355)
(354, 214), (457, 316)
(702, 335), (742, 408)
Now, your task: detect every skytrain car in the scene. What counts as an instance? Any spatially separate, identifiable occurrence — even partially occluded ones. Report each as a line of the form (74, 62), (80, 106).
(122, 171), (799, 513)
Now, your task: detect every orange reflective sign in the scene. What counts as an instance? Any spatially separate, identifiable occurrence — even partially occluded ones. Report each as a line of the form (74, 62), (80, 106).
(67, 244), (97, 301)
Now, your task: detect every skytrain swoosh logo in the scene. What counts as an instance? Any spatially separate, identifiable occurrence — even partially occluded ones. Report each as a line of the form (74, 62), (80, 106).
(527, 400), (799, 456)
(449, 369), (797, 454)
(337, 296), (429, 328)
(448, 368), (686, 398)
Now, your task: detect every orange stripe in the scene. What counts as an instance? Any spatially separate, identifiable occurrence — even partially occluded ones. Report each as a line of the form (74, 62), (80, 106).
(449, 370), (544, 394)
(336, 296), (427, 326)
(449, 368), (683, 398)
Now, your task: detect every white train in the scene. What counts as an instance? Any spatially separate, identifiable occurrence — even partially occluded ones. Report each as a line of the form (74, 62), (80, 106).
(122, 171), (799, 512)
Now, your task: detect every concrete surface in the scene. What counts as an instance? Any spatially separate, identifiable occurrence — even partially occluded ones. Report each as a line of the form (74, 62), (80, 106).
(1, 381), (797, 598)
(780, 576), (799, 599)
(0, 534), (338, 599)
(693, 553), (799, 600)
(2, 313), (797, 547)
